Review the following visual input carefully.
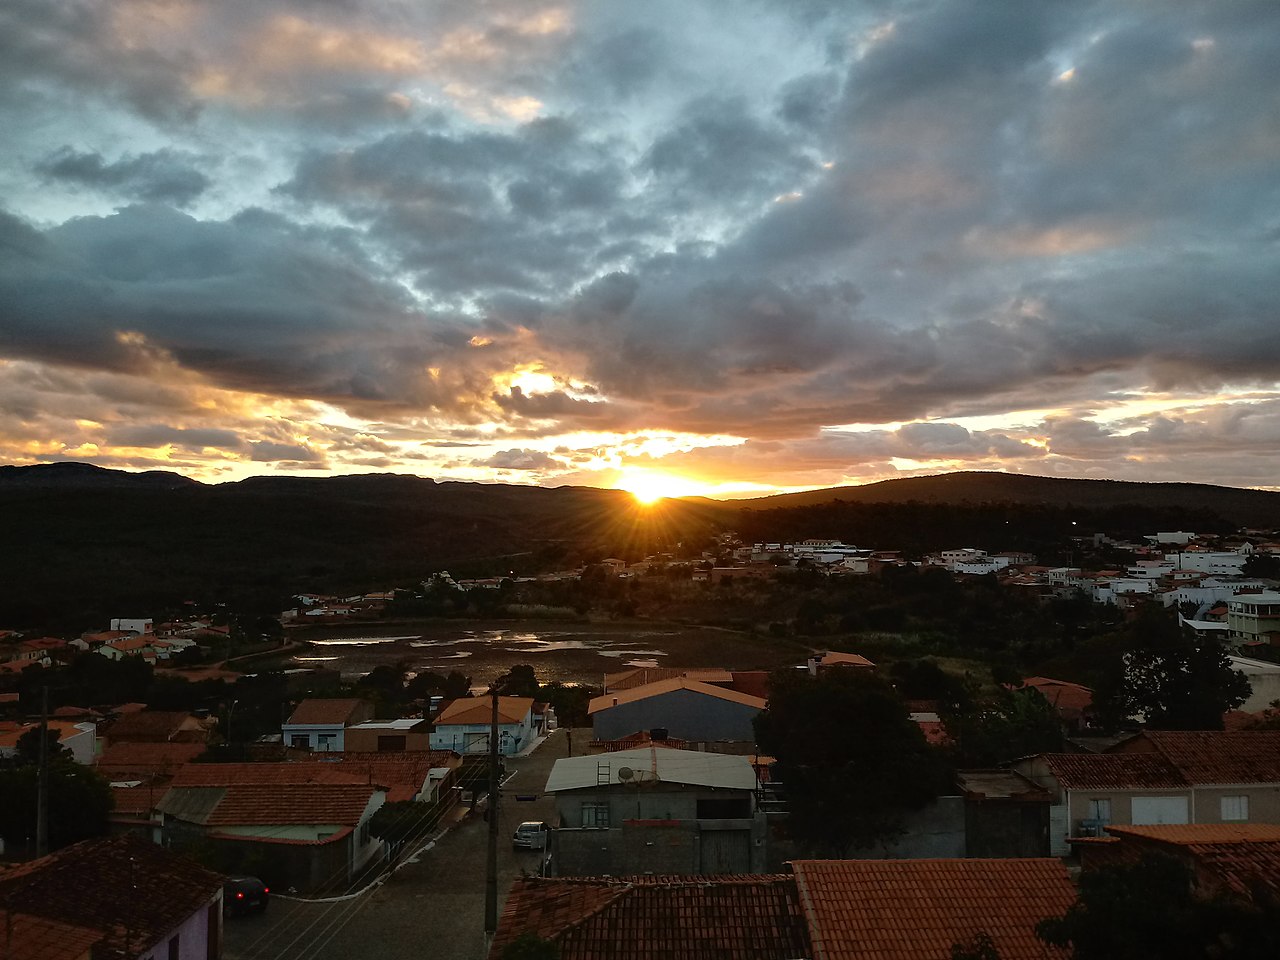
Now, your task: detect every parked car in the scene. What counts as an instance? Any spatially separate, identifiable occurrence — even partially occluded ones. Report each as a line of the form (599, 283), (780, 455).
(512, 821), (549, 850)
(223, 876), (270, 917)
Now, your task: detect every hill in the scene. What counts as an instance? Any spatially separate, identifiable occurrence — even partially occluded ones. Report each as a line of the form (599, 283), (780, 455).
(735, 472), (1280, 529)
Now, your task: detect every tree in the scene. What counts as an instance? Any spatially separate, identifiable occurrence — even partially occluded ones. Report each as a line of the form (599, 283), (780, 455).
(1092, 607), (1250, 730)
(14, 727), (71, 765)
(945, 688), (1064, 767)
(753, 668), (949, 856)
(1037, 853), (1280, 959)
(500, 934), (559, 960)
(0, 761), (114, 853)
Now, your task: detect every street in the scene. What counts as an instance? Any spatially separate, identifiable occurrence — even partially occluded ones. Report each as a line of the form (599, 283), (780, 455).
(224, 728), (570, 960)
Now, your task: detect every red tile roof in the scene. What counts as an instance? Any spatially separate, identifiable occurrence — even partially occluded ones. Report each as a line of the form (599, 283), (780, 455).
(0, 834), (222, 960)
(1102, 824), (1280, 901)
(1020, 677), (1093, 716)
(791, 859), (1075, 960)
(96, 740), (207, 777)
(817, 652), (876, 668)
(285, 698), (370, 725)
(1119, 731), (1280, 785)
(491, 876), (811, 960)
(103, 710), (206, 743)
(169, 752), (454, 802)
(435, 696), (534, 726)
(1038, 753), (1186, 790)
(0, 911), (104, 960)
(159, 782), (379, 826)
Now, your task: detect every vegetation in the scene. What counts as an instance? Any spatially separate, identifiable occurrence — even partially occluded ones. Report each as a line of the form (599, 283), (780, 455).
(754, 668), (950, 855)
(0, 756), (114, 854)
(1036, 854), (1280, 959)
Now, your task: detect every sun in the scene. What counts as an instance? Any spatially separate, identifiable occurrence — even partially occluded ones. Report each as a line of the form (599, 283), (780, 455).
(616, 468), (699, 505)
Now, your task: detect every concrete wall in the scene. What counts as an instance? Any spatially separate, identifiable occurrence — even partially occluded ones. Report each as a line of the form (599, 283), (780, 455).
(1230, 656), (1280, 712)
(344, 727), (433, 752)
(137, 896), (220, 960)
(874, 796), (966, 859)
(966, 801), (1050, 858)
(592, 688), (761, 742)
(551, 782), (766, 875)
(430, 715), (535, 755)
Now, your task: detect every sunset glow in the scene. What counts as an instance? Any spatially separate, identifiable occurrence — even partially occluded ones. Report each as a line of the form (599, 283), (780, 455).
(0, 3), (1277, 495)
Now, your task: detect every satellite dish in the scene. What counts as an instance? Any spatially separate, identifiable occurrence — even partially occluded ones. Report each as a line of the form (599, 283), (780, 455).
(617, 766), (635, 782)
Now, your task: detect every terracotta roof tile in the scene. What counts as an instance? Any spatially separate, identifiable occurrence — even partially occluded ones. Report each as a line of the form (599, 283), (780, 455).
(588, 678), (765, 715)
(159, 782), (379, 826)
(285, 698), (370, 725)
(604, 667), (734, 691)
(492, 876), (810, 960)
(0, 911), (104, 960)
(1102, 824), (1280, 901)
(435, 696), (534, 726)
(169, 752), (454, 802)
(1020, 677), (1093, 716)
(95, 740), (207, 777)
(103, 710), (203, 743)
(817, 652), (876, 668)
(1131, 731), (1280, 784)
(791, 859), (1075, 960)
(0, 834), (222, 960)
(1039, 753), (1186, 790)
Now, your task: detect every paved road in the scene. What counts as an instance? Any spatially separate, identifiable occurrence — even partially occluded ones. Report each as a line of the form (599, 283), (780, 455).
(224, 728), (571, 960)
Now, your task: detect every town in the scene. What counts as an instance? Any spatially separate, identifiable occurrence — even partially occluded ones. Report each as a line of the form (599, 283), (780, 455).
(3, 519), (1280, 960)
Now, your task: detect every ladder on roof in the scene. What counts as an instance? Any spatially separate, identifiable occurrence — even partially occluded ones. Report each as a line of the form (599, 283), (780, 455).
(596, 760), (610, 786)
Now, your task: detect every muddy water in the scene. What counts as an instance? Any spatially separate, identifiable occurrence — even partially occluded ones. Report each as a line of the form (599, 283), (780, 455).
(286, 618), (763, 687)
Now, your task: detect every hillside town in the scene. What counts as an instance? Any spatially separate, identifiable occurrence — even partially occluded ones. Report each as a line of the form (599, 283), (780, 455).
(3, 522), (1280, 960)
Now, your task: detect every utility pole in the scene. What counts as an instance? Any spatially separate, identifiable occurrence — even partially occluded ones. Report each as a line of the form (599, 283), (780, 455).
(484, 682), (500, 943)
(35, 687), (49, 858)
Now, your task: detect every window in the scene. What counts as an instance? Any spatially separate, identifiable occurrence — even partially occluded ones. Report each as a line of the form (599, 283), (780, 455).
(290, 734), (310, 748)
(581, 802), (610, 829)
(1221, 795), (1249, 821)
(1087, 798), (1112, 823)
(317, 733), (336, 751)
(168, 935), (179, 960)
(377, 735), (407, 752)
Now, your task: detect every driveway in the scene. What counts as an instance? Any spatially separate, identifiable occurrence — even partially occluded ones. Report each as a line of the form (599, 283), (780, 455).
(224, 727), (572, 960)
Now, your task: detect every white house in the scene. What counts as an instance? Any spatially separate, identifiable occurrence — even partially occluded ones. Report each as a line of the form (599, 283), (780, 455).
(281, 698), (375, 751)
(429, 696), (536, 756)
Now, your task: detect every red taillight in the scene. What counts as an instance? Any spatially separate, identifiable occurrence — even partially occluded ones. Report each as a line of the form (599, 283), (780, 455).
(263, 887), (269, 894)
(236, 892), (244, 899)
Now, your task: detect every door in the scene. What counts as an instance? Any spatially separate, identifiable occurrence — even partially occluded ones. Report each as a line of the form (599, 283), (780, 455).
(699, 830), (750, 874)
(1131, 796), (1189, 825)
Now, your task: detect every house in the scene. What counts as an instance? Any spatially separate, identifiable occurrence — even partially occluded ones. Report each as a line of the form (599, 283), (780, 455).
(956, 769), (1054, 858)
(0, 833), (224, 960)
(429, 695), (536, 756)
(544, 746), (767, 876)
(1014, 731), (1280, 856)
(493, 859), (1077, 960)
(603, 666), (734, 693)
(1073, 823), (1280, 904)
(588, 678), (765, 745)
(1227, 590), (1280, 647)
(281, 698), (375, 751)
(157, 781), (386, 892)
(790, 858), (1075, 960)
(344, 718), (434, 752)
(103, 709), (215, 746)
(1228, 655), (1280, 712)
(804, 651), (876, 674)
(491, 875), (811, 960)
(1019, 676), (1094, 728)
(0, 719), (97, 764)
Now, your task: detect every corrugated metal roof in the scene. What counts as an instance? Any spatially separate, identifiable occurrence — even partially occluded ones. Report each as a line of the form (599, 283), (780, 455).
(544, 747), (757, 792)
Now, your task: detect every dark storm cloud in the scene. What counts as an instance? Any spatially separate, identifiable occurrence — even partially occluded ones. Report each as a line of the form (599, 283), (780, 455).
(105, 423), (245, 451)
(36, 148), (212, 206)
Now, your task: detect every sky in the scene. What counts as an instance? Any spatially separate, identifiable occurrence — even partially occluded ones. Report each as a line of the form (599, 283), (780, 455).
(1, 1), (1279, 499)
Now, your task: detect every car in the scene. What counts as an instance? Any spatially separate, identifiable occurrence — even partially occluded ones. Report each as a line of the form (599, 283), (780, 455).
(223, 876), (270, 917)
(512, 820), (549, 851)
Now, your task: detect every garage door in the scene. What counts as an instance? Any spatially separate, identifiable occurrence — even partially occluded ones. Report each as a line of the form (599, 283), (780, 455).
(700, 830), (750, 874)
(1131, 796), (1189, 825)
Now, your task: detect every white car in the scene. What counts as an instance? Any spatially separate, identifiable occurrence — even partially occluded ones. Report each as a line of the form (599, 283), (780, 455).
(512, 821), (549, 850)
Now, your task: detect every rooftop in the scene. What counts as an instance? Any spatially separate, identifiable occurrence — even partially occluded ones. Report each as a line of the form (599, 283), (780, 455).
(491, 876), (810, 960)
(545, 747), (758, 793)
(603, 666), (734, 692)
(434, 695), (535, 726)
(0, 834), (222, 960)
(588, 677), (766, 715)
(791, 858), (1074, 960)
(956, 769), (1053, 802)
(285, 698), (370, 726)
(1038, 752), (1186, 790)
(158, 782), (380, 826)
(1116, 730), (1280, 785)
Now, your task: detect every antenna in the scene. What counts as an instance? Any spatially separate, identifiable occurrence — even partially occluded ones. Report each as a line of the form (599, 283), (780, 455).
(617, 766), (635, 783)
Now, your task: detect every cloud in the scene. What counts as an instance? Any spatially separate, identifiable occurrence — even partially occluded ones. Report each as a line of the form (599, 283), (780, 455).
(35, 148), (212, 206)
(477, 448), (561, 470)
